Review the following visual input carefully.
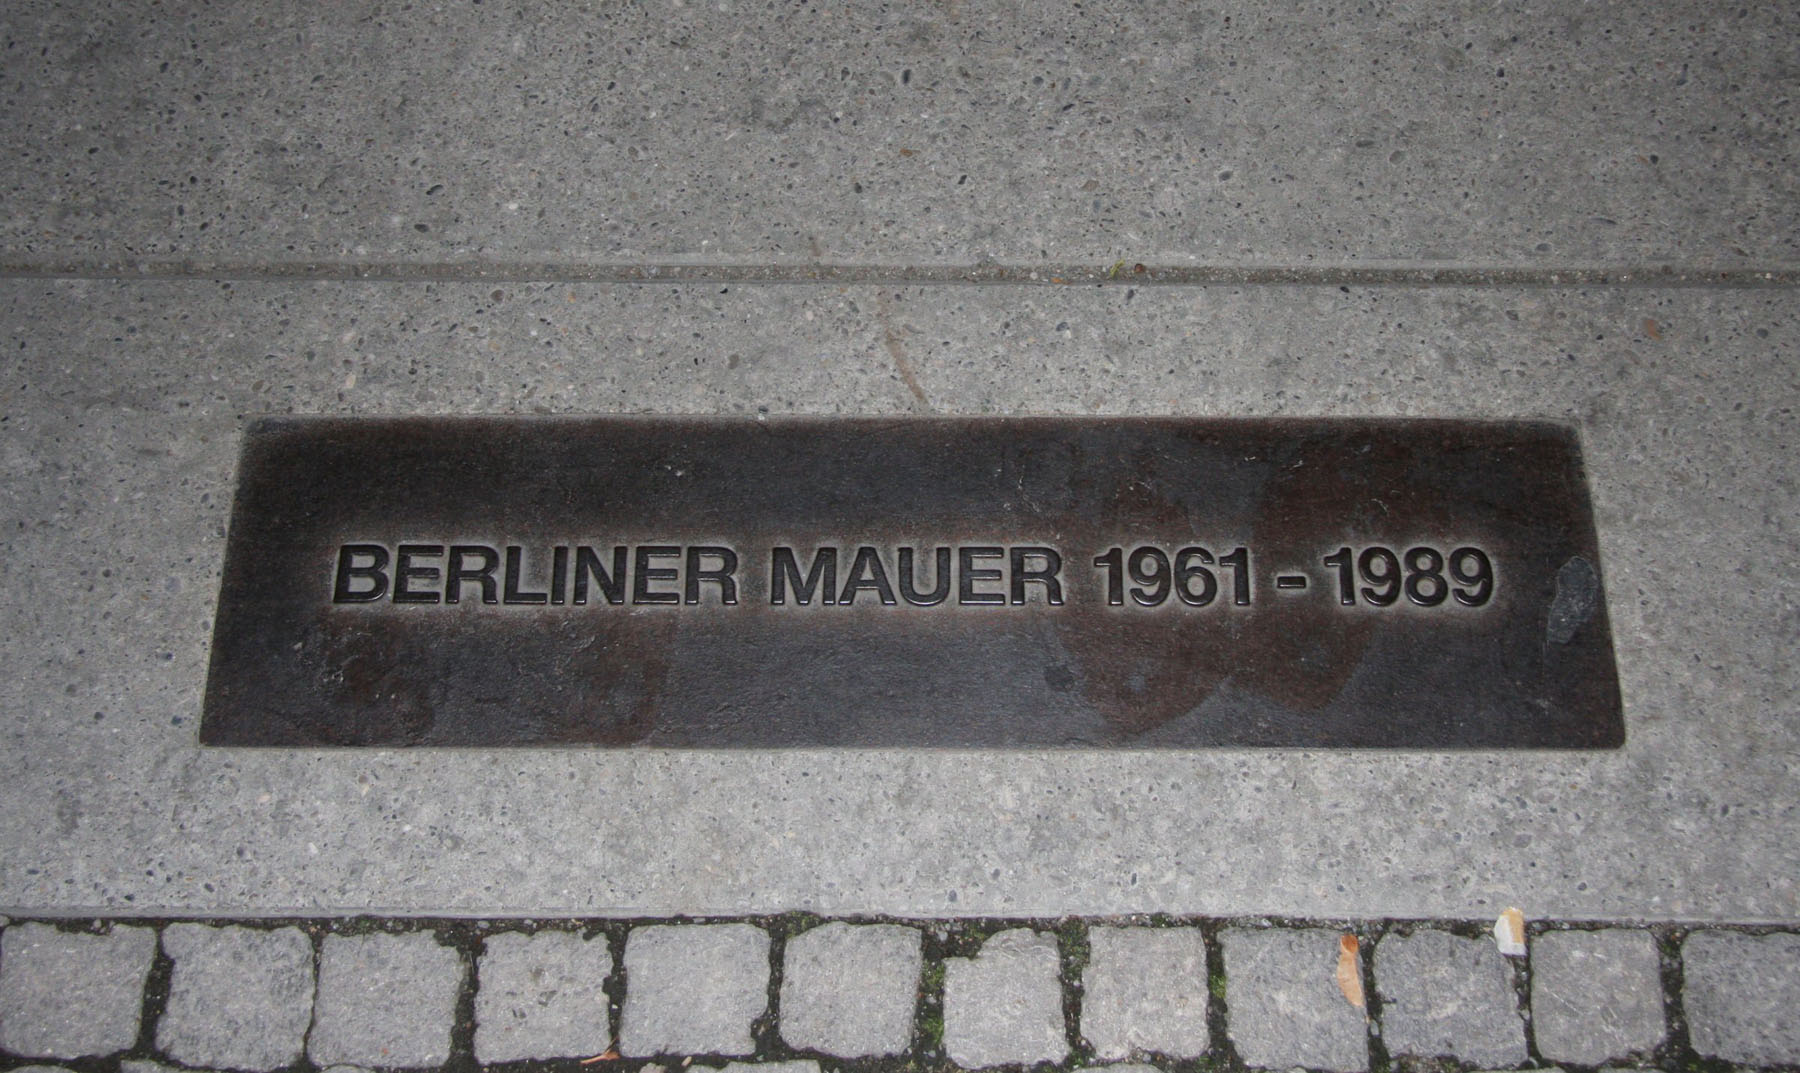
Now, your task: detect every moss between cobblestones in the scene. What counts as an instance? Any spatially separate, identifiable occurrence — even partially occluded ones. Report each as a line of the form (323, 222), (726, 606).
(1056, 919), (1091, 981)
(913, 931), (950, 1055)
(1055, 919), (1093, 1066)
(1359, 920), (1393, 1073)
(1195, 921), (1239, 1072)
(916, 1009), (945, 1053)
(768, 910), (828, 936)
(132, 937), (174, 1064)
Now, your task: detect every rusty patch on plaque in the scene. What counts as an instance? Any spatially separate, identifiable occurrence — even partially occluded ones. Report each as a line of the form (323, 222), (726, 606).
(200, 416), (1623, 748)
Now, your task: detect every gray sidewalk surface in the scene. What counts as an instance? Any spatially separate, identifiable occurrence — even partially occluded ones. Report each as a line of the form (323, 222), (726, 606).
(3, 915), (1800, 1071)
(4, 279), (1795, 923)
(1, 0), (1796, 1014)
(1, 1), (1793, 268)
(4, 0), (1798, 1052)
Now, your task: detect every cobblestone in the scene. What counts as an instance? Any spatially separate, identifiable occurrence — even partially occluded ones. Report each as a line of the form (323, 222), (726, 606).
(1683, 930), (1800, 1065)
(779, 922), (921, 1057)
(0, 923), (156, 1059)
(156, 924), (314, 1071)
(1530, 928), (1665, 1064)
(943, 928), (1067, 1069)
(620, 924), (769, 1056)
(1221, 927), (1367, 1071)
(123, 1061), (199, 1073)
(308, 931), (464, 1068)
(1374, 929), (1526, 1067)
(1080, 926), (1210, 1060)
(719, 1062), (821, 1073)
(475, 929), (615, 1062)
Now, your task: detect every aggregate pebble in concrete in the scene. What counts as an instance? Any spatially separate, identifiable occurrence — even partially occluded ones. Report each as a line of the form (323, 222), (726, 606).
(1682, 930), (1800, 1065)
(943, 929), (1067, 1068)
(307, 931), (464, 1068)
(1080, 926), (1210, 1059)
(1530, 929), (1665, 1064)
(620, 924), (769, 1057)
(475, 929), (615, 1062)
(1374, 929), (1525, 1067)
(1220, 927), (1367, 1071)
(779, 922), (922, 1057)
(157, 924), (315, 1071)
(0, 923), (156, 1058)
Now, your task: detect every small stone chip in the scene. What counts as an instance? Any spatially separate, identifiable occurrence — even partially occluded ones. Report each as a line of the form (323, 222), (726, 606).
(1493, 908), (1527, 957)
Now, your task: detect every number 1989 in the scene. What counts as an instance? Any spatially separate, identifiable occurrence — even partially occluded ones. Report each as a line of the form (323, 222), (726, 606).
(1322, 545), (1493, 607)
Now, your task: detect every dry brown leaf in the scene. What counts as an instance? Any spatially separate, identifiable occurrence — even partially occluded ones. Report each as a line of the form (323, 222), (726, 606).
(1494, 906), (1527, 956)
(1645, 318), (1662, 340)
(1336, 932), (1364, 1008)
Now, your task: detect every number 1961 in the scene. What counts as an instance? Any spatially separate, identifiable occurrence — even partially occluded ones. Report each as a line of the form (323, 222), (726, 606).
(1091, 546), (1250, 607)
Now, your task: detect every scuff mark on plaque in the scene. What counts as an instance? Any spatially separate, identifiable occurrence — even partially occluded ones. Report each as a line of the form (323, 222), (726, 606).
(1546, 556), (1599, 645)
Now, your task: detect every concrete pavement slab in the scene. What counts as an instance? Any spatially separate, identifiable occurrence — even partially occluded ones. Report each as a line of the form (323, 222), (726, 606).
(0, 280), (1795, 923)
(0, 2), (1793, 269)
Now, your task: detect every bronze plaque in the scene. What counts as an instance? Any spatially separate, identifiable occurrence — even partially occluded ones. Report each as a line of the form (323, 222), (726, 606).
(201, 416), (1622, 747)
